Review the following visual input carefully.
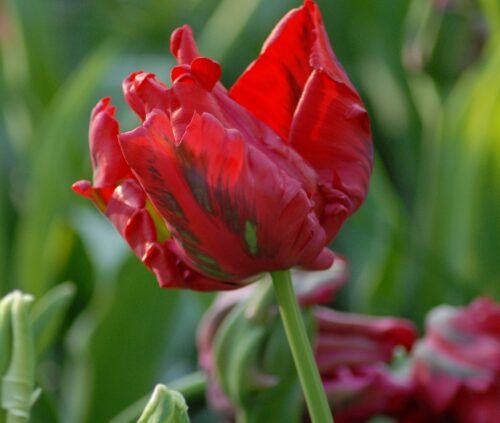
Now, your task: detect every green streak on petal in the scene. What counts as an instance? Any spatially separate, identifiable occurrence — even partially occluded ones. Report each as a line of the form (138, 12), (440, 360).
(182, 167), (213, 214)
(244, 220), (258, 255)
(181, 244), (225, 277)
(184, 244), (219, 269)
(196, 254), (218, 266)
(176, 228), (199, 246)
(197, 264), (229, 280)
(90, 190), (106, 212)
(146, 201), (171, 243)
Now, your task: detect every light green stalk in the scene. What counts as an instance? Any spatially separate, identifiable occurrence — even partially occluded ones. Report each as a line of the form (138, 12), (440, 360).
(271, 271), (333, 423)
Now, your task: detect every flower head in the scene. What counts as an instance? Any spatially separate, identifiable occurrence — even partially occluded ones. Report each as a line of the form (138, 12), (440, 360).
(314, 307), (416, 422)
(73, 0), (372, 290)
(405, 297), (500, 423)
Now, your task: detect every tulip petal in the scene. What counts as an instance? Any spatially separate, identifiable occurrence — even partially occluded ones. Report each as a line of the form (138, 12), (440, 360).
(314, 307), (417, 373)
(76, 98), (236, 291)
(411, 298), (500, 415)
(292, 254), (348, 306)
(230, 2), (318, 142)
(73, 178), (234, 291)
(412, 343), (465, 412)
(105, 179), (162, 260)
(230, 1), (354, 141)
(124, 31), (322, 205)
(289, 70), (372, 217)
(230, 1), (373, 239)
(191, 57), (222, 91)
(105, 180), (236, 291)
(454, 297), (500, 337)
(167, 69), (320, 195)
(324, 365), (413, 423)
(170, 25), (200, 65)
(89, 98), (132, 188)
(453, 382), (500, 423)
(122, 72), (169, 121)
(120, 110), (332, 280)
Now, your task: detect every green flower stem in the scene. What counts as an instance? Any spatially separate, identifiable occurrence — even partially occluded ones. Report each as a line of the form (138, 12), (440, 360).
(108, 371), (206, 423)
(270, 270), (333, 423)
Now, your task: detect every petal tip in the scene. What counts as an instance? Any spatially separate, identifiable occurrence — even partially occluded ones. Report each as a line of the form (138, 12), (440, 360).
(171, 58), (221, 91)
(170, 24), (199, 65)
(170, 25), (190, 56)
(308, 247), (335, 270)
(72, 180), (92, 196)
(122, 71), (169, 121)
(191, 57), (221, 91)
(91, 97), (115, 120)
(171, 64), (194, 85)
(304, 0), (315, 9)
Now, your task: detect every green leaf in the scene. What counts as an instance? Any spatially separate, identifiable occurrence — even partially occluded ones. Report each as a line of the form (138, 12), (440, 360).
(4, 0), (61, 106)
(0, 176), (7, 295)
(137, 385), (189, 423)
(241, 317), (305, 423)
(60, 257), (211, 423)
(214, 299), (269, 407)
(479, 0), (500, 33)
(14, 43), (119, 297)
(213, 281), (310, 423)
(30, 283), (76, 356)
(411, 34), (500, 309)
(334, 157), (412, 317)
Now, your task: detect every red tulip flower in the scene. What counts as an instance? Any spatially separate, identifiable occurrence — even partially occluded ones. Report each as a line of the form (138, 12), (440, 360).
(315, 307), (416, 422)
(73, 0), (372, 290)
(403, 297), (500, 423)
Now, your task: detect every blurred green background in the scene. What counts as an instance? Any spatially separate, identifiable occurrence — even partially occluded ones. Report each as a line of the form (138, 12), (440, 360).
(0, 0), (499, 421)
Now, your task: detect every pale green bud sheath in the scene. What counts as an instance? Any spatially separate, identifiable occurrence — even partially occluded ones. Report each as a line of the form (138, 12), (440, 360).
(138, 385), (190, 423)
(0, 293), (16, 423)
(1, 292), (35, 423)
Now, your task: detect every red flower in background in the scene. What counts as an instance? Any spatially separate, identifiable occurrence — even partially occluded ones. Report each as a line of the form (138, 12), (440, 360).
(73, 0), (372, 290)
(196, 259), (417, 422)
(401, 297), (500, 423)
(315, 307), (416, 423)
(197, 257), (350, 422)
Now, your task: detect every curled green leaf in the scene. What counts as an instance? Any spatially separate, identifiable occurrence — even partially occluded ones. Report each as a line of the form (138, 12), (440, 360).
(30, 282), (76, 355)
(1, 291), (35, 422)
(0, 293), (16, 383)
(137, 385), (190, 423)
